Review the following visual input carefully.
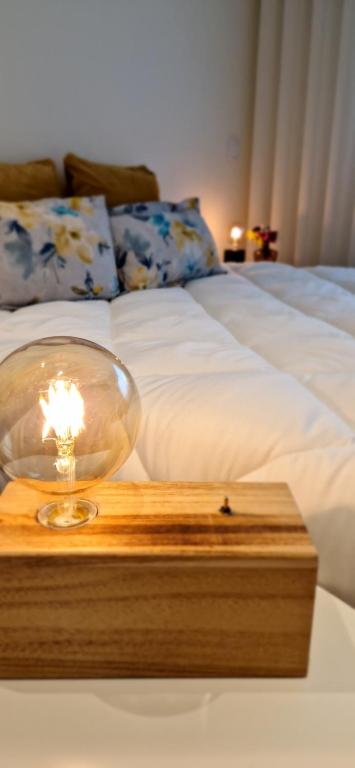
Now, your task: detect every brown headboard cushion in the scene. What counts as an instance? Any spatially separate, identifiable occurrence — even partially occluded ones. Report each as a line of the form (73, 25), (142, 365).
(64, 153), (160, 207)
(0, 159), (62, 201)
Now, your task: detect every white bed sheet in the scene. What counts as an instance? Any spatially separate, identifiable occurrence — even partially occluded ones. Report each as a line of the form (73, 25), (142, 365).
(308, 265), (355, 295)
(229, 262), (355, 336)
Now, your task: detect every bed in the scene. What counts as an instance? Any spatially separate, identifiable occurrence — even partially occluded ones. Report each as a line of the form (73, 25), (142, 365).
(1, 262), (354, 606)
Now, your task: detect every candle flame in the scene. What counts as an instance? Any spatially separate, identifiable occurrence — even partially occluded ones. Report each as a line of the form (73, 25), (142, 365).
(39, 380), (84, 442)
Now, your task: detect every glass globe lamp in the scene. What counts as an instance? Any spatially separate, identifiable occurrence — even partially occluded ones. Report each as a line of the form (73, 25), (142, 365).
(0, 336), (141, 530)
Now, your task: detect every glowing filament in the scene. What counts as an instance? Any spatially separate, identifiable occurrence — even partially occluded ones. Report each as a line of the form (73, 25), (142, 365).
(39, 380), (84, 442)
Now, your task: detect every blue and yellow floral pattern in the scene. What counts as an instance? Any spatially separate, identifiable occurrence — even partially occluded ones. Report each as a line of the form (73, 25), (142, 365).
(110, 198), (223, 292)
(0, 195), (118, 307)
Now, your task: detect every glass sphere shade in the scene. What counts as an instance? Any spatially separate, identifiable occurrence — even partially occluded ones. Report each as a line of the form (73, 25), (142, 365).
(0, 336), (141, 504)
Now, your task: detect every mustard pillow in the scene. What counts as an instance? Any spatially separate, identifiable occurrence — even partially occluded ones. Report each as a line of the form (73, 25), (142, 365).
(64, 153), (160, 207)
(0, 159), (62, 201)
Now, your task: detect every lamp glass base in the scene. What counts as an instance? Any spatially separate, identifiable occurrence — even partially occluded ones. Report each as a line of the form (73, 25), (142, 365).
(37, 498), (98, 530)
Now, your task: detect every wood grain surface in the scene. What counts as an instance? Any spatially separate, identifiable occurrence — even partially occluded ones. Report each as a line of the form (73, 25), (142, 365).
(0, 481), (318, 678)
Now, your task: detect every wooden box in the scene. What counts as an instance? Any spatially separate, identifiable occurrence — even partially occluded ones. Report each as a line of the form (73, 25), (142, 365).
(0, 481), (317, 678)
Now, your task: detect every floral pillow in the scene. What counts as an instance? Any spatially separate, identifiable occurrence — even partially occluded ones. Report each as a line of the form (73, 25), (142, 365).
(109, 198), (223, 291)
(0, 195), (119, 307)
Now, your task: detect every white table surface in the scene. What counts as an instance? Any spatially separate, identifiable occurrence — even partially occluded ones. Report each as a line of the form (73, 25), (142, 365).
(0, 586), (354, 767)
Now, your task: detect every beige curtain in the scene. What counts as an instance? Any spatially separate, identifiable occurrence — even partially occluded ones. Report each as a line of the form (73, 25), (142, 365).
(247, 0), (354, 266)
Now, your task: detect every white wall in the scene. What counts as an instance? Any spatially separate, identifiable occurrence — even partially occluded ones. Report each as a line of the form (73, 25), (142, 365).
(0, 0), (258, 255)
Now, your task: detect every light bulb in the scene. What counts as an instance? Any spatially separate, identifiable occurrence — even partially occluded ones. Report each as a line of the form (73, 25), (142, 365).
(0, 336), (141, 530)
(230, 225), (244, 249)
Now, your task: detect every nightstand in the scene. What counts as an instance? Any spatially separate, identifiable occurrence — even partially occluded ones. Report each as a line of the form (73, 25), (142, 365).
(224, 248), (245, 263)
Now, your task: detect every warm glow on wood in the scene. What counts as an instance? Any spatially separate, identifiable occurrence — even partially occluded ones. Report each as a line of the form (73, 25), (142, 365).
(39, 380), (84, 441)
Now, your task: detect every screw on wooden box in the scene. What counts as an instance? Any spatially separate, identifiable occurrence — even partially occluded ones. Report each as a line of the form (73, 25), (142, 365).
(0, 481), (317, 678)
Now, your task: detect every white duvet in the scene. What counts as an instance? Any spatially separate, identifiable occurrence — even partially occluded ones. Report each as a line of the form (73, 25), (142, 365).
(0, 263), (354, 606)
